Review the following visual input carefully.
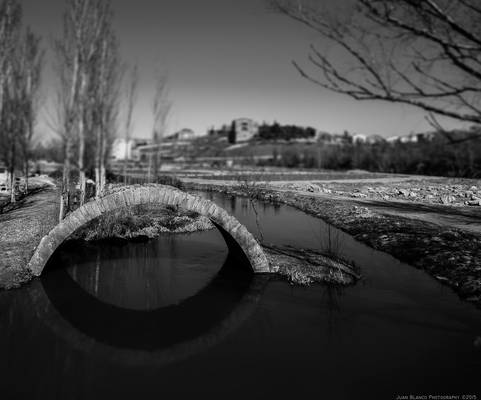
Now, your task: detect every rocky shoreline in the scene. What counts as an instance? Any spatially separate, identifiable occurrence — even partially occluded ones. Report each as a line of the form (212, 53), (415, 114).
(183, 181), (481, 309)
(281, 179), (481, 207)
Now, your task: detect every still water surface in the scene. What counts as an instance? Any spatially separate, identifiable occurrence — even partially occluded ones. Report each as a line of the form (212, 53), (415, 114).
(0, 192), (480, 399)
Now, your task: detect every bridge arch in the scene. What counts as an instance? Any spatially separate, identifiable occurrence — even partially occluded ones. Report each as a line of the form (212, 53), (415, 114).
(28, 185), (270, 276)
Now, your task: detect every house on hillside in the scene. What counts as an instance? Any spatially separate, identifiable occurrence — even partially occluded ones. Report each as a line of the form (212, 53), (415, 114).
(231, 118), (259, 143)
(0, 164), (7, 185)
(416, 131), (436, 142)
(352, 134), (367, 143)
(352, 134), (386, 144)
(366, 135), (386, 144)
(167, 128), (195, 142)
(111, 138), (150, 160)
(400, 133), (419, 143)
(331, 131), (353, 145)
(315, 131), (335, 144)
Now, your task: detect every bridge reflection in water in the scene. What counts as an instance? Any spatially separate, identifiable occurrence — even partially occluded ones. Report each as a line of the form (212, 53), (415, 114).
(2, 192), (481, 399)
(29, 230), (269, 366)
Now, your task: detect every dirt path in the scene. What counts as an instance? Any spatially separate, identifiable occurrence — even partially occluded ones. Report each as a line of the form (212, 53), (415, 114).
(0, 178), (59, 289)
(276, 189), (481, 234)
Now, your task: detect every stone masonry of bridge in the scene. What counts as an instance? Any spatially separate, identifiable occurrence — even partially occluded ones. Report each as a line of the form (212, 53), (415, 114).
(28, 185), (271, 276)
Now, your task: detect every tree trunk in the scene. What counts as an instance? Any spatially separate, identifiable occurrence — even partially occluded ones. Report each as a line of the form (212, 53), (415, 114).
(95, 125), (101, 199)
(95, 167), (100, 198)
(24, 161), (29, 194)
(9, 170), (15, 204)
(79, 170), (86, 205)
(59, 135), (72, 221)
(9, 137), (16, 204)
(99, 126), (107, 196)
(148, 153), (152, 183)
(100, 164), (106, 196)
(78, 72), (87, 206)
(59, 193), (65, 223)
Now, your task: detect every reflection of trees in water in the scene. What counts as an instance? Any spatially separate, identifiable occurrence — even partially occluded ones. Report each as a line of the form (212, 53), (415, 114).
(21, 247), (269, 368)
(273, 203), (281, 216)
(320, 285), (344, 340)
(53, 236), (226, 311)
(229, 195), (236, 213)
(319, 224), (343, 259)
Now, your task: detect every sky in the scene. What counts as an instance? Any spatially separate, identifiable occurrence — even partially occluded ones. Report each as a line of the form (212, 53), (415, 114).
(21, 0), (466, 142)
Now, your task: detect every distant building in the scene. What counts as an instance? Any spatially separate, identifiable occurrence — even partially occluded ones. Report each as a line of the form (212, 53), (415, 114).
(416, 132), (436, 142)
(111, 138), (150, 160)
(167, 128), (196, 142)
(178, 128), (195, 141)
(330, 131), (353, 145)
(233, 118), (259, 143)
(0, 164), (7, 185)
(387, 136), (400, 143)
(366, 135), (386, 144)
(352, 134), (367, 143)
(400, 134), (419, 143)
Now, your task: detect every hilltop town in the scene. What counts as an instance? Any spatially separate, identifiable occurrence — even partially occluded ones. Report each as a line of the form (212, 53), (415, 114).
(100, 118), (481, 179)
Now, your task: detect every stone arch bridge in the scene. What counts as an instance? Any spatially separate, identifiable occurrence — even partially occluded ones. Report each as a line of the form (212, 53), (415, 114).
(28, 185), (271, 276)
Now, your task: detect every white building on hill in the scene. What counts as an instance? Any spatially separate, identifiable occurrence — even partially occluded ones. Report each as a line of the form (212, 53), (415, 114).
(111, 138), (136, 160)
(234, 118), (259, 142)
(352, 134), (367, 143)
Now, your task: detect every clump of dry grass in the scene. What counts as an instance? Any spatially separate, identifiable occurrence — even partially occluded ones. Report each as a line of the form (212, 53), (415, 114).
(70, 204), (213, 241)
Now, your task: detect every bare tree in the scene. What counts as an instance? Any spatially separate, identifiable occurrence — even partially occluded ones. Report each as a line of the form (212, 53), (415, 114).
(271, 0), (481, 134)
(0, 0), (21, 202)
(91, 28), (121, 198)
(0, 0), (42, 203)
(56, 0), (116, 215)
(123, 65), (138, 185)
(151, 72), (171, 181)
(52, 63), (75, 221)
(17, 28), (43, 193)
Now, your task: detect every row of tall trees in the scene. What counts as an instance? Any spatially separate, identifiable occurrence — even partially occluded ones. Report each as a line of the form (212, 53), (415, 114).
(0, 0), (42, 203)
(0, 0), (172, 216)
(266, 138), (481, 178)
(54, 0), (122, 219)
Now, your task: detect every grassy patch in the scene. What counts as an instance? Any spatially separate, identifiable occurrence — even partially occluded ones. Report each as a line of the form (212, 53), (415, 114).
(70, 204), (213, 242)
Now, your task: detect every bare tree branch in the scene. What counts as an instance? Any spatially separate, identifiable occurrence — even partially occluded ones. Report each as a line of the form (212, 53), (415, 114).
(271, 0), (481, 133)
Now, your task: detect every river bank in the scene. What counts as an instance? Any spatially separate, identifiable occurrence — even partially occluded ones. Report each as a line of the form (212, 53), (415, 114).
(0, 181), (359, 289)
(182, 179), (481, 309)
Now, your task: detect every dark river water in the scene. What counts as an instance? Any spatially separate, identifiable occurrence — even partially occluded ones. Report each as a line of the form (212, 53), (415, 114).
(1, 192), (481, 400)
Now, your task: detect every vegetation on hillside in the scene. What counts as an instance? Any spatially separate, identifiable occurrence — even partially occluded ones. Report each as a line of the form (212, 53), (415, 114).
(225, 134), (481, 178)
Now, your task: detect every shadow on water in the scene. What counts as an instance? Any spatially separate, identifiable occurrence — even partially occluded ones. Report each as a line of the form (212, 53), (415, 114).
(41, 241), (256, 351)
